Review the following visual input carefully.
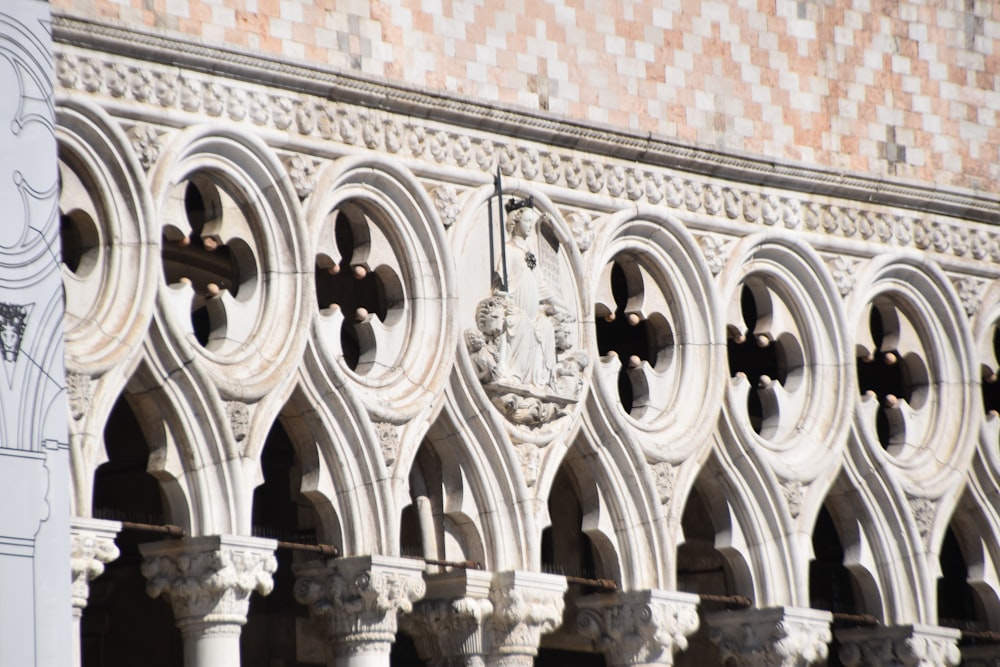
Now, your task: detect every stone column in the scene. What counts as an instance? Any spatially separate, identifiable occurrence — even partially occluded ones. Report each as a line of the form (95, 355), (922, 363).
(577, 589), (700, 666)
(70, 518), (121, 667)
(707, 606), (832, 666)
(293, 554), (427, 667)
(483, 571), (567, 667)
(400, 568), (495, 667)
(139, 535), (278, 667)
(835, 624), (961, 667)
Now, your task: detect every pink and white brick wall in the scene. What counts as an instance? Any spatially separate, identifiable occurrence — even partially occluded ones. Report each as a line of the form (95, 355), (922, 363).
(53, 0), (1000, 192)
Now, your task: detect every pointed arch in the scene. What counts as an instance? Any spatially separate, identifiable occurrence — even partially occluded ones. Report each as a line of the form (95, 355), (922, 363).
(267, 374), (386, 556)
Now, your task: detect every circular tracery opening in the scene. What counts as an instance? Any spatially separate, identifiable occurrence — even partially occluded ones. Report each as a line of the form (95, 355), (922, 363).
(161, 177), (258, 349)
(595, 260), (674, 415)
(314, 205), (404, 373)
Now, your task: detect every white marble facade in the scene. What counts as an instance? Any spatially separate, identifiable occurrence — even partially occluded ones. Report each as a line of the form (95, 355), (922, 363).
(4, 3), (1000, 666)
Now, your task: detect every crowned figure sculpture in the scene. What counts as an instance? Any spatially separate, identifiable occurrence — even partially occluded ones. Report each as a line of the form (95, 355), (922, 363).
(466, 197), (588, 428)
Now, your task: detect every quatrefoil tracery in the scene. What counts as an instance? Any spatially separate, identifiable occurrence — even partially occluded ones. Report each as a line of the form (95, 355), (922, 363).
(594, 258), (674, 417)
(315, 203), (404, 375)
(726, 280), (805, 438)
(161, 176), (260, 352)
(855, 298), (929, 452)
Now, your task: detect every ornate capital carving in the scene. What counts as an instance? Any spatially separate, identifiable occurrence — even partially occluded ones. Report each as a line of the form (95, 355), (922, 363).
(70, 518), (121, 614)
(484, 571), (567, 665)
(139, 535), (277, 634)
(577, 589), (700, 666)
(708, 606), (832, 667)
(836, 624), (961, 667)
(401, 569), (495, 666)
(293, 555), (426, 656)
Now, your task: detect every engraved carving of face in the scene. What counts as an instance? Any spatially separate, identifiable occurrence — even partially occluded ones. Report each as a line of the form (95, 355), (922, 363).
(476, 296), (506, 338)
(465, 328), (485, 351)
(0, 321), (20, 361)
(507, 206), (539, 240)
(554, 318), (575, 353)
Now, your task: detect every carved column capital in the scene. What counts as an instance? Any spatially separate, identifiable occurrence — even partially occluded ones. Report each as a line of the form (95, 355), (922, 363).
(70, 518), (121, 616)
(401, 569), (495, 667)
(577, 589), (700, 666)
(836, 624), (961, 667)
(484, 571), (567, 667)
(139, 535), (277, 637)
(707, 606), (832, 667)
(293, 555), (427, 657)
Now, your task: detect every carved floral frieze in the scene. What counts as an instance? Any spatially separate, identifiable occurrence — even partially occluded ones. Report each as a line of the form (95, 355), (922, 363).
(52, 49), (1000, 269)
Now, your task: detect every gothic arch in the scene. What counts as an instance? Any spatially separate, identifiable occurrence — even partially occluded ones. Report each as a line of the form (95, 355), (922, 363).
(675, 452), (786, 606)
(410, 389), (530, 571)
(934, 482), (1000, 630)
(269, 375), (387, 556)
(534, 429), (649, 589)
(396, 418), (490, 570)
(835, 450), (934, 622)
(84, 357), (211, 534)
(246, 387), (352, 550)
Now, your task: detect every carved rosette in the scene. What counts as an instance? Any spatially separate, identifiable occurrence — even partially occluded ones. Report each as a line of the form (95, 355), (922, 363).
(484, 571), (567, 666)
(836, 624), (961, 667)
(70, 518), (122, 615)
(293, 555), (426, 656)
(139, 535), (278, 636)
(708, 606), (833, 667)
(577, 590), (700, 666)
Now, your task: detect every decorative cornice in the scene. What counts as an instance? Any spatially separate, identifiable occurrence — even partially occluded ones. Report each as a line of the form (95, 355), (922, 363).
(293, 555), (427, 656)
(577, 590), (700, 667)
(51, 14), (1000, 226)
(708, 606), (833, 667)
(139, 535), (278, 633)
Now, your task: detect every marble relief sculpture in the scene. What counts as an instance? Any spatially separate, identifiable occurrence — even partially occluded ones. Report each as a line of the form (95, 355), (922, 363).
(466, 198), (587, 427)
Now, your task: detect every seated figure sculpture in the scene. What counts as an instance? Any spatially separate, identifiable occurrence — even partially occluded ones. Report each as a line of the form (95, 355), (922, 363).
(467, 197), (588, 427)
